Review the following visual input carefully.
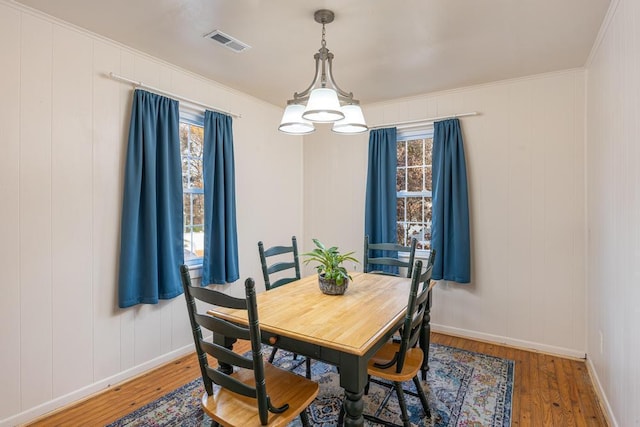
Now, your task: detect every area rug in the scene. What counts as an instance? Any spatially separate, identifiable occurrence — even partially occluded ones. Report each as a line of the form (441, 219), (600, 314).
(107, 344), (513, 427)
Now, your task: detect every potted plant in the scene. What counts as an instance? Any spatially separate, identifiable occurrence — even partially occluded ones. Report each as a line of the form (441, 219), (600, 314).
(302, 238), (359, 295)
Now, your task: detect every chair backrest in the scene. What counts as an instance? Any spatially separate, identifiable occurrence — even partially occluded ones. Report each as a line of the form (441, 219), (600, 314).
(179, 265), (288, 425)
(363, 235), (417, 278)
(258, 236), (301, 290)
(374, 259), (434, 373)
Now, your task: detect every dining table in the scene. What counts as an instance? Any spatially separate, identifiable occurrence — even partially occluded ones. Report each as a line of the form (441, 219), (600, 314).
(207, 271), (431, 427)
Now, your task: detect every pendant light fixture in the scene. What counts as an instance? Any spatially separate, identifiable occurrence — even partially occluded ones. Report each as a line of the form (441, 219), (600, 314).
(278, 9), (367, 135)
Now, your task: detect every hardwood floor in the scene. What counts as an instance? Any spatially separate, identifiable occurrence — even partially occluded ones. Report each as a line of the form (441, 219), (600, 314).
(26, 333), (608, 426)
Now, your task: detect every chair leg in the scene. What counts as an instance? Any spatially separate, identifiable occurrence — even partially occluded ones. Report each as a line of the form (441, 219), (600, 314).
(393, 382), (411, 427)
(300, 408), (311, 427)
(268, 346), (278, 364)
(305, 357), (312, 379)
(337, 401), (344, 426)
(412, 375), (431, 419)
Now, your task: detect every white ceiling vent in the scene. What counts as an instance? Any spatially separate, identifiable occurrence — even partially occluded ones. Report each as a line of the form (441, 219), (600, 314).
(204, 30), (250, 53)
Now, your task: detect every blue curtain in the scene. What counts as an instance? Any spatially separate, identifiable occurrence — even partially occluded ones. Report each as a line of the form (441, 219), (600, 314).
(118, 89), (184, 308)
(202, 111), (240, 284)
(431, 118), (471, 283)
(364, 128), (398, 275)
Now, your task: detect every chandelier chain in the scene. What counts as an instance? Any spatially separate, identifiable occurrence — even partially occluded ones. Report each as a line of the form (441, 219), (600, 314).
(321, 23), (326, 48)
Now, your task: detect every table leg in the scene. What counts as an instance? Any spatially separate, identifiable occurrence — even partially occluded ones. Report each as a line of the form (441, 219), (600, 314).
(339, 354), (368, 427)
(342, 390), (364, 427)
(213, 333), (236, 374)
(420, 289), (433, 381)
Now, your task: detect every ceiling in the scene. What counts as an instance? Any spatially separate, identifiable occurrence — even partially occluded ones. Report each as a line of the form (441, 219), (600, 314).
(15, 0), (610, 107)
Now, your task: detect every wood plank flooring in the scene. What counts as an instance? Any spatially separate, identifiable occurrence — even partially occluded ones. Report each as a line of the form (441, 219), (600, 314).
(26, 333), (608, 426)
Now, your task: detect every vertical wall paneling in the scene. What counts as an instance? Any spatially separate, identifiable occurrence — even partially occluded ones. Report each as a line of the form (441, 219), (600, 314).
(505, 81), (534, 343)
(19, 12), (54, 410)
(50, 25), (94, 397)
(586, 0), (640, 424)
(0, 4), (22, 420)
(92, 40), (124, 382)
(118, 50), (136, 374)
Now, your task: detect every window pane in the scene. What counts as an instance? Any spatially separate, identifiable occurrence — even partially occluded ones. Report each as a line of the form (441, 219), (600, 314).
(407, 223), (425, 245)
(425, 166), (432, 192)
(407, 139), (423, 167)
(189, 124), (204, 158)
(396, 223), (406, 246)
(182, 158), (190, 188)
(192, 194), (204, 230)
(189, 158), (203, 189)
(407, 167), (423, 192)
(425, 138), (433, 165)
(397, 141), (406, 167)
(183, 194), (193, 226)
(396, 197), (406, 222)
(180, 123), (189, 154)
(406, 197), (422, 222)
(396, 168), (406, 192)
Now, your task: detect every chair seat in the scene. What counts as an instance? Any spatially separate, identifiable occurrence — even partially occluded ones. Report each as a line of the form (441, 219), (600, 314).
(368, 342), (424, 382)
(202, 362), (319, 427)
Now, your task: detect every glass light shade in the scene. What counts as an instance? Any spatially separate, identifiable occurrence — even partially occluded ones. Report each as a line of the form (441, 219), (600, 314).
(332, 104), (368, 134)
(278, 104), (315, 134)
(302, 88), (344, 122)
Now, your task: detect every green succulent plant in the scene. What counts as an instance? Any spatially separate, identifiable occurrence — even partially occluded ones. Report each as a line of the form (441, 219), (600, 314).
(302, 238), (359, 286)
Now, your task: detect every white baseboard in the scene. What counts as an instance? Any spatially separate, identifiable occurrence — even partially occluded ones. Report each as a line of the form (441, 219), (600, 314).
(585, 357), (619, 427)
(431, 323), (587, 359)
(1, 343), (196, 427)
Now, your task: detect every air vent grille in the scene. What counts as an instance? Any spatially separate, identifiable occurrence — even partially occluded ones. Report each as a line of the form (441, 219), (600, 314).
(204, 30), (250, 53)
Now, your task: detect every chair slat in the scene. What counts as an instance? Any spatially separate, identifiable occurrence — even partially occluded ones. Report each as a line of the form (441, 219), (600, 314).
(190, 285), (246, 309)
(195, 312), (251, 341)
(266, 261), (297, 275)
(364, 235), (418, 278)
(201, 340), (254, 370)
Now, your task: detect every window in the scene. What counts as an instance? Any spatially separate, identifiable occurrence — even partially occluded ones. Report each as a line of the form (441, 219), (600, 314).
(396, 129), (433, 255)
(180, 114), (205, 264)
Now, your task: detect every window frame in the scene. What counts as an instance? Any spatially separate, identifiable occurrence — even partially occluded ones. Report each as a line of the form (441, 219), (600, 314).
(180, 111), (205, 267)
(396, 127), (434, 260)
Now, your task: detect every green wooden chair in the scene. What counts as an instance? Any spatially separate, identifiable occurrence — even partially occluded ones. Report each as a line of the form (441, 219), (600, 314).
(258, 236), (312, 379)
(363, 235), (418, 278)
(339, 260), (433, 427)
(420, 249), (436, 380)
(179, 265), (318, 426)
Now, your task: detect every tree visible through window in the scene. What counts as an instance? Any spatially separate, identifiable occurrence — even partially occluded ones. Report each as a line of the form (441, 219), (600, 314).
(180, 117), (205, 263)
(396, 130), (433, 253)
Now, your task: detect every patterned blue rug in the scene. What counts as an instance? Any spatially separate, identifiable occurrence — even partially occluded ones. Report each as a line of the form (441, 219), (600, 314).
(107, 344), (513, 427)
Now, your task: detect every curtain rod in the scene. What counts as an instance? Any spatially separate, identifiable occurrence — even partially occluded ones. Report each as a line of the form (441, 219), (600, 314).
(369, 111), (479, 130)
(108, 72), (242, 118)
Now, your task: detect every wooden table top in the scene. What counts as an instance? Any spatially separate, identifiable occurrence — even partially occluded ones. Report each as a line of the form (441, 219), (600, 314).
(207, 272), (413, 357)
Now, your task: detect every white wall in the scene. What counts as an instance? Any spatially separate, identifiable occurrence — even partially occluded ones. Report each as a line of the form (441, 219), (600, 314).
(0, 2), (303, 425)
(585, 0), (640, 425)
(304, 70), (587, 358)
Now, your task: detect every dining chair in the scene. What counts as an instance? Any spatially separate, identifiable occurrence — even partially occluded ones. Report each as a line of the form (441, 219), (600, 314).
(363, 235), (418, 278)
(420, 249), (436, 380)
(179, 265), (319, 427)
(339, 259), (433, 427)
(258, 236), (312, 379)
